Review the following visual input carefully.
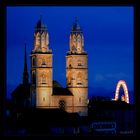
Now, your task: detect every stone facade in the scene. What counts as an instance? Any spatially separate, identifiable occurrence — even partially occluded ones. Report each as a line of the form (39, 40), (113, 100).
(30, 18), (88, 116)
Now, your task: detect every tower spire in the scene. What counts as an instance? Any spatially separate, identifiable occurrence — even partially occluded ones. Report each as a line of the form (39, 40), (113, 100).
(23, 43), (29, 84)
(75, 16), (78, 23)
(40, 14), (42, 22)
(72, 16), (81, 31)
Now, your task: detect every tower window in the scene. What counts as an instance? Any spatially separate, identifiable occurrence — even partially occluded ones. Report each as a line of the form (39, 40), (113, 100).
(68, 82), (71, 85)
(42, 58), (46, 66)
(77, 60), (82, 66)
(79, 97), (81, 103)
(41, 73), (46, 84)
(71, 77), (75, 80)
(77, 72), (82, 85)
(77, 82), (82, 85)
(32, 57), (36, 66)
(67, 78), (71, 85)
(43, 97), (45, 101)
(78, 63), (82, 66)
(69, 64), (72, 68)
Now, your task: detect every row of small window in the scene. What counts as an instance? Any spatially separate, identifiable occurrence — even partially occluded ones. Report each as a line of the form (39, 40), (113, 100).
(32, 58), (47, 66)
(69, 63), (82, 68)
(32, 74), (47, 84)
(68, 82), (82, 85)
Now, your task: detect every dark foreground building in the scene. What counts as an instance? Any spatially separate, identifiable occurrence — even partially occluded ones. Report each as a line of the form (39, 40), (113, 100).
(88, 98), (135, 135)
(5, 97), (135, 136)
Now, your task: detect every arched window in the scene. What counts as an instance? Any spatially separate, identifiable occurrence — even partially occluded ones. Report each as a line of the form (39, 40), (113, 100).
(32, 72), (36, 84)
(77, 72), (82, 85)
(32, 57), (36, 67)
(41, 72), (46, 84)
(79, 97), (81, 103)
(68, 59), (72, 68)
(77, 60), (82, 66)
(69, 64), (72, 68)
(59, 100), (65, 110)
(43, 97), (45, 101)
(67, 73), (71, 85)
(42, 58), (46, 66)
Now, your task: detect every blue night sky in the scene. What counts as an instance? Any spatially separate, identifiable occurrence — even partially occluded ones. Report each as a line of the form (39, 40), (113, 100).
(6, 6), (134, 103)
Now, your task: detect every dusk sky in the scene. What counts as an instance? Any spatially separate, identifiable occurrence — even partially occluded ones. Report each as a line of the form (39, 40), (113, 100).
(6, 6), (134, 103)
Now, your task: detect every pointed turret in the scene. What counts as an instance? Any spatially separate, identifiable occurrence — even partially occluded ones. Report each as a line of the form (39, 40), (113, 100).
(23, 44), (29, 84)
(71, 17), (82, 32)
(33, 17), (51, 53)
(35, 16), (48, 33)
(69, 17), (85, 54)
(66, 17), (88, 116)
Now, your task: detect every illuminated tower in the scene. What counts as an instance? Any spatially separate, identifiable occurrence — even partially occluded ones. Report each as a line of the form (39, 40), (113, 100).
(66, 17), (88, 115)
(30, 18), (53, 108)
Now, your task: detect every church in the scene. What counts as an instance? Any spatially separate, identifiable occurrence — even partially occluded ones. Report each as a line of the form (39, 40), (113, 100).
(12, 17), (88, 116)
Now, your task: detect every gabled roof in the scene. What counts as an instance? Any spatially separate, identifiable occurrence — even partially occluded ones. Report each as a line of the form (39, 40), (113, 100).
(53, 87), (73, 96)
(52, 80), (73, 96)
(53, 80), (63, 88)
(35, 18), (47, 33)
(12, 80), (73, 98)
(11, 83), (30, 99)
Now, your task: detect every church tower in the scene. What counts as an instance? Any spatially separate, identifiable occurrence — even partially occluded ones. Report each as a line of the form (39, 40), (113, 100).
(66, 17), (88, 115)
(30, 17), (53, 108)
(23, 44), (29, 85)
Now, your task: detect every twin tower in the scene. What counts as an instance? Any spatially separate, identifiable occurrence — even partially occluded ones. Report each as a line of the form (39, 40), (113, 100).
(30, 17), (88, 116)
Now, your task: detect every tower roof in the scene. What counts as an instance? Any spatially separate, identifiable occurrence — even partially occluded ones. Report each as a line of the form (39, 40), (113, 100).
(35, 16), (47, 33)
(71, 17), (82, 32)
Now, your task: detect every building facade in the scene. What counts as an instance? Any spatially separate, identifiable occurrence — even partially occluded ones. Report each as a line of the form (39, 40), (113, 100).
(30, 18), (88, 116)
(66, 17), (88, 115)
(30, 18), (53, 108)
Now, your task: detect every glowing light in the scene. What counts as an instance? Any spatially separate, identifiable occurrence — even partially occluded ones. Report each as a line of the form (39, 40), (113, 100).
(114, 80), (129, 104)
